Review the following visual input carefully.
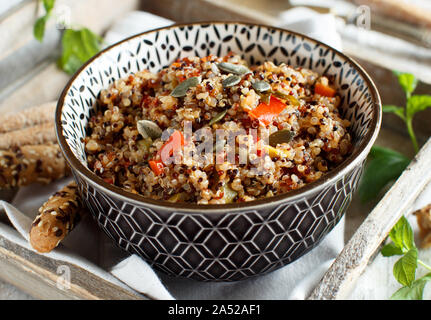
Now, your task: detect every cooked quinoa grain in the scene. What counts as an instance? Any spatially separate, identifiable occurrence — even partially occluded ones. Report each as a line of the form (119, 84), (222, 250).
(85, 53), (352, 204)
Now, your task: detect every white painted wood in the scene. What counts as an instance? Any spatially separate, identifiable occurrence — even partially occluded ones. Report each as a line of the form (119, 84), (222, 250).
(308, 137), (431, 300)
(0, 0), (141, 110)
(0, 0), (141, 61)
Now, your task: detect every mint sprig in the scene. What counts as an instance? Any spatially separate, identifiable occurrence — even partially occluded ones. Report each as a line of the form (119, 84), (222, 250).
(34, 0), (55, 41)
(359, 71), (431, 202)
(382, 216), (431, 299)
(58, 28), (103, 75)
(385, 71), (431, 153)
(33, 0), (102, 75)
(358, 146), (410, 203)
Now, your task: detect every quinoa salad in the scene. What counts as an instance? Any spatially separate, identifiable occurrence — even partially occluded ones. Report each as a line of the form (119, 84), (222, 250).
(84, 53), (352, 204)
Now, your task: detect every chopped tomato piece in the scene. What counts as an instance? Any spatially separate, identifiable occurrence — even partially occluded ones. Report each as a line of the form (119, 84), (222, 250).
(314, 83), (336, 97)
(248, 96), (287, 126)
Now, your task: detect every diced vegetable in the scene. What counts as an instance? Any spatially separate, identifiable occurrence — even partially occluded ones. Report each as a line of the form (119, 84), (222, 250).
(272, 91), (300, 106)
(137, 137), (153, 155)
(157, 130), (184, 162)
(314, 83), (336, 97)
(168, 192), (189, 203)
(265, 145), (289, 159)
(258, 92), (271, 104)
(248, 96), (287, 126)
(103, 177), (114, 184)
(149, 159), (164, 176)
(149, 130), (184, 175)
(222, 184), (238, 203)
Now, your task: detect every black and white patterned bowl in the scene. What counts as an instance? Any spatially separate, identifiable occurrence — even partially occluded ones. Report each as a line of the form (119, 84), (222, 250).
(56, 22), (381, 281)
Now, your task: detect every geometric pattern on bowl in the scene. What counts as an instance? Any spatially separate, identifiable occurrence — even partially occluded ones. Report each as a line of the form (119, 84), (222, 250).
(74, 163), (362, 281)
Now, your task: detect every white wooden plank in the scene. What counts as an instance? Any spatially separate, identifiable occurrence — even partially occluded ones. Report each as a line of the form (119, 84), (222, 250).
(0, 0), (141, 110)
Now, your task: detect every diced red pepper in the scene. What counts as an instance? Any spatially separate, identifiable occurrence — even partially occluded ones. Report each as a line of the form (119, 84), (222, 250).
(149, 160), (165, 176)
(314, 83), (336, 97)
(248, 96), (287, 126)
(157, 130), (184, 163)
(149, 130), (185, 175)
(248, 128), (262, 156)
(103, 178), (114, 184)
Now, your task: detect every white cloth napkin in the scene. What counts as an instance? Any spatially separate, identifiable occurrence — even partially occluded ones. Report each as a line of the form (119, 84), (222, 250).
(0, 9), (346, 300)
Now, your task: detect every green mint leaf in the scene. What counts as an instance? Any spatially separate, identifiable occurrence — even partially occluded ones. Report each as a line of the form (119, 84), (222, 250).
(393, 248), (418, 287)
(43, 0), (55, 13)
(381, 243), (404, 257)
(358, 146), (410, 202)
(393, 71), (418, 96)
(58, 28), (102, 75)
(59, 54), (82, 76)
(390, 273), (431, 300)
(80, 28), (103, 59)
(389, 216), (415, 251)
(406, 95), (431, 119)
(33, 15), (48, 42)
(382, 105), (406, 121)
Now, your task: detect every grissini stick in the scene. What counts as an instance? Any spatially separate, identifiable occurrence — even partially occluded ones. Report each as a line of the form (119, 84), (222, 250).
(0, 102), (56, 133)
(0, 144), (70, 189)
(0, 122), (56, 149)
(30, 181), (86, 253)
(414, 204), (431, 249)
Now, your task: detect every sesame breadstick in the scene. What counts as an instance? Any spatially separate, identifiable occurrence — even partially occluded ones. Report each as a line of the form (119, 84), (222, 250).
(0, 102), (56, 133)
(0, 122), (56, 149)
(0, 144), (69, 189)
(30, 181), (85, 253)
(414, 204), (431, 248)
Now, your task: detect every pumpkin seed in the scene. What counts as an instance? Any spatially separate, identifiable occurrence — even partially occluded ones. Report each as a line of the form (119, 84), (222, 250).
(222, 75), (241, 88)
(208, 109), (228, 126)
(137, 120), (163, 139)
(272, 91), (300, 106)
(252, 80), (271, 92)
(171, 76), (201, 97)
(217, 62), (251, 75)
(269, 129), (295, 147)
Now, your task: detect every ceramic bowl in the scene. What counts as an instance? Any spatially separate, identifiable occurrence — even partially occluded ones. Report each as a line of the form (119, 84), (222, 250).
(56, 22), (381, 281)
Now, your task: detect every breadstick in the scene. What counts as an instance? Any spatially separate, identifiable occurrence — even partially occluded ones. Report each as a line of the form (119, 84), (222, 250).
(0, 102), (56, 133)
(0, 122), (56, 149)
(30, 182), (85, 253)
(0, 144), (69, 189)
(414, 204), (431, 248)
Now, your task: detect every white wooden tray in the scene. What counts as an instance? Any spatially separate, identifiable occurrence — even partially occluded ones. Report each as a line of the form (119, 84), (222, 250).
(1, 0), (430, 299)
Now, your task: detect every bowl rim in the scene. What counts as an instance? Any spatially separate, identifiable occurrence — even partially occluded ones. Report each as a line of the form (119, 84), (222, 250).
(55, 21), (382, 213)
